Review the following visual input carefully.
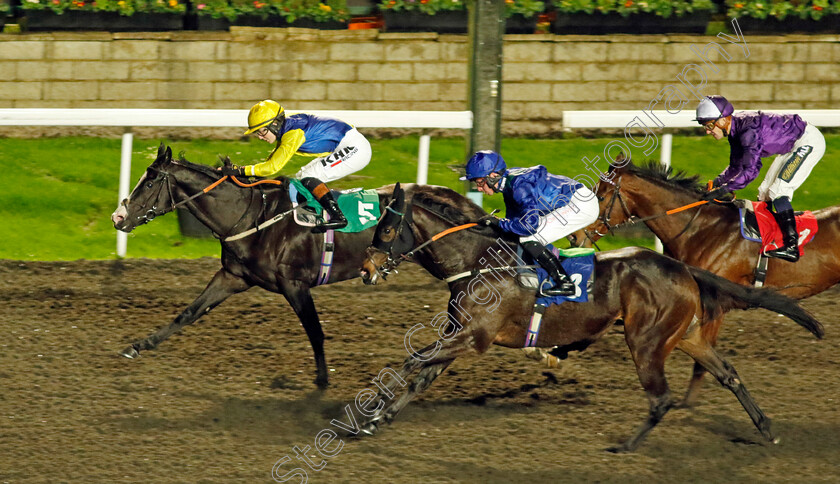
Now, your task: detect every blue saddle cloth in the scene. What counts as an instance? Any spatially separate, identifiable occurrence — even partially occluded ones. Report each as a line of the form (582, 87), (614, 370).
(528, 246), (595, 307)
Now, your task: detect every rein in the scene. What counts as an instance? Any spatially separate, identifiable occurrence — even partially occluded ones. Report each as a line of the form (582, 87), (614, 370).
(136, 161), (292, 241)
(593, 175), (719, 243)
(376, 199), (527, 283)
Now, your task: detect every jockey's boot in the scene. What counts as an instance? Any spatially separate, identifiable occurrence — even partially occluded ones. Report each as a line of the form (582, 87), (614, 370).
(301, 177), (348, 233)
(522, 241), (576, 297)
(766, 207), (799, 262)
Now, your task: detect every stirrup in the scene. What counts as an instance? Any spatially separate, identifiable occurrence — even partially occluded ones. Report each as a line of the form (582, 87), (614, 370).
(765, 245), (799, 262)
(539, 279), (576, 297)
(311, 218), (347, 234)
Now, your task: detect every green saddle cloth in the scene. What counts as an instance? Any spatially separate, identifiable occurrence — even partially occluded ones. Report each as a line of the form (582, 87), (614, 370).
(289, 179), (380, 233)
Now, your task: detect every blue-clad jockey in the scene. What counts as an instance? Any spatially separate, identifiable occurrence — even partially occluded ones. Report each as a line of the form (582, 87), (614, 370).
(696, 95), (826, 262)
(462, 151), (600, 297)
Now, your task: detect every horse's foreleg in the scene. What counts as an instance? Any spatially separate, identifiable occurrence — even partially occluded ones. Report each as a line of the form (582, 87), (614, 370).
(358, 359), (454, 437)
(678, 315), (723, 408)
(121, 269), (251, 358)
(357, 319), (494, 437)
(279, 280), (329, 389)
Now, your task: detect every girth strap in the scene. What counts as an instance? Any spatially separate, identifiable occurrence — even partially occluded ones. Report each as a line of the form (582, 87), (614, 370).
(525, 304), (547, 348)
(316, 229), (336, 286)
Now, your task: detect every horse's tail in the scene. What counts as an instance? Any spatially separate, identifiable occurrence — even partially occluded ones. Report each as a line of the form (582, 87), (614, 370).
(688, 266), (824, 339)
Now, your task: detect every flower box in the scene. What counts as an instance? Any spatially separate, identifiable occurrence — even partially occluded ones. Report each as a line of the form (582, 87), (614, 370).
(22, 9), (184, 31)
(727, 0), (840, 33)
(383, 10), (539, 33)
(192, 13), (346, 29)
(551, 10), (711, 34)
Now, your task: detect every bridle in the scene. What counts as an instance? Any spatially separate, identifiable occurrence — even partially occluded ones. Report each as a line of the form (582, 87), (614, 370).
(369, 197), (521, 283)
(125, 160), (288, 239)
(586, 174), (714, 246)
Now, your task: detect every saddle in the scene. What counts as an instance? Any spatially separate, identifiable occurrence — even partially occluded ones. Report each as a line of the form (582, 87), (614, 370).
(737, 200), (818, 256)
(288, 179), (379, 233)
(516, 246), (595, 305)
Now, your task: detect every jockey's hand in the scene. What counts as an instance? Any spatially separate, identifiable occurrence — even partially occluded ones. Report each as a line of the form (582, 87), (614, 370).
(701, 186), (732, 202)
(220, 165), (246, 177)
(478, 215), (501, 229)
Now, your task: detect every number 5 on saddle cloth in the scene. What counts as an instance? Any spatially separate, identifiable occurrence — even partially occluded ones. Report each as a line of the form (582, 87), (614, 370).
(288, 179), (380, 233)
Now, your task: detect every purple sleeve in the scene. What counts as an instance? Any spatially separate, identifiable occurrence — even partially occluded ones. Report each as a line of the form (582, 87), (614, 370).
(715, 129), (763, 191)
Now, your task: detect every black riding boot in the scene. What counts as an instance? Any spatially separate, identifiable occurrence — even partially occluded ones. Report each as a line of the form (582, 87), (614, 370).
(522, 241), (576, 297)
(301, 177), (348, 233)
(766, 207), (799, 262)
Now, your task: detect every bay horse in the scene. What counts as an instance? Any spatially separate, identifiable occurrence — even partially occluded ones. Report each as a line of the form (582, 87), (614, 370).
(580, 160), (840, 405)
(357, 183), (824, 452)
(111, 144), (395, 388)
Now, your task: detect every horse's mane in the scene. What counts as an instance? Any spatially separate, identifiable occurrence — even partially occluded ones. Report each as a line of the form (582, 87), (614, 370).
(173, 153), (290, 192)
(411, 185), (486, 224)
(410, 185), (517, 242)
(623, 160), (706, 195)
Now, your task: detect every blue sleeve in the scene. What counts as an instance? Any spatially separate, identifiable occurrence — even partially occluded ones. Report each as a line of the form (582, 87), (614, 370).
(498, 182), (543, 236)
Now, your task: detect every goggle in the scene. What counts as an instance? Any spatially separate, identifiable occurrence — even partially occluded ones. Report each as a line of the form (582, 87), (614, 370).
(702, 119), (719, 131)
(256, 127), (270, 137)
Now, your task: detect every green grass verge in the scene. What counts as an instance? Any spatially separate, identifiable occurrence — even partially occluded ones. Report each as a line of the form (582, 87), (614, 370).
(2, 134), (838, 260)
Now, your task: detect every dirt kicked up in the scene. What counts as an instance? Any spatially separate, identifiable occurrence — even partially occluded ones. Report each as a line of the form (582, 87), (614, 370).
(0, 258), (838, 483)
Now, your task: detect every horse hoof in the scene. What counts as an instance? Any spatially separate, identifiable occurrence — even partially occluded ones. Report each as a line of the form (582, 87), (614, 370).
(120, 346), (140, 359)
(359, 422), (378, 437)
(314, 378), (329, 390)
(605, 444), (631, 454)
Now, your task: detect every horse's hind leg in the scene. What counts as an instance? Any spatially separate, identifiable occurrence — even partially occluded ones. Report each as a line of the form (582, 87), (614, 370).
(677, 332), (777, 444)
(678, 315), (723, 408)
(279, 279), (329, 389)
(121, 268), (251, 358)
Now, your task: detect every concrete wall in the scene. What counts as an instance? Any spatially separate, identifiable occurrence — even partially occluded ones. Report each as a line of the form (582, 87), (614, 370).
(0, 27), (838, 137)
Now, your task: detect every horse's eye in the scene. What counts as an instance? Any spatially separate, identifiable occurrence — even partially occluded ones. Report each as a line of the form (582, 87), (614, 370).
(146, 182), (154, 188)
(383, 227), (392, 234)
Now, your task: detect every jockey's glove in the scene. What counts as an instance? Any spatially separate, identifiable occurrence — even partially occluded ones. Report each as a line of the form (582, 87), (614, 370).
(701, 186), (731, 202)
(478, 215), (501, 229)
(220, 165), (246, 177)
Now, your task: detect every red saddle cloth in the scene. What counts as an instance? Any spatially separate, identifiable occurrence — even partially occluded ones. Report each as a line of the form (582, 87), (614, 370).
(752, 201), (818, 256)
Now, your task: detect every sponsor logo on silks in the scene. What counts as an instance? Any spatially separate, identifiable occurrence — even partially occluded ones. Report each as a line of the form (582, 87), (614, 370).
(325, 146), (359, 168)
(780, 145), (813, 182)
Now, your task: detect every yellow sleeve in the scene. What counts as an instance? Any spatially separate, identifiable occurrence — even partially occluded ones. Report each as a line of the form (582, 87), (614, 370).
(244, 129), (306, 177)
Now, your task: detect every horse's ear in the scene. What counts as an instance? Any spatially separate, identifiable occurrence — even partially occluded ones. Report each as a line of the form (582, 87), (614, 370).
(164, 146), (172, 162)
(157, 142), (166, 158)
(393, 183), (405, 210)
(219, 155), (232, 167)
(611, 151), (631, 171)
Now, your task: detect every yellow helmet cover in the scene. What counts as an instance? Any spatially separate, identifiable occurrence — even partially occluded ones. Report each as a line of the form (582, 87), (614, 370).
(244, 100), (284, 135)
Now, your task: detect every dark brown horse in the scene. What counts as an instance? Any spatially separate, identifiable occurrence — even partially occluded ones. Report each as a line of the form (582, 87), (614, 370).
(111, 144), (395, 388)
(357, 183), (824, 452)
(580, 160), (840, 405)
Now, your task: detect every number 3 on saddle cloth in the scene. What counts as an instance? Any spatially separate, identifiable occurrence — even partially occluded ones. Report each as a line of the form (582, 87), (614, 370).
(288, 179), (380, 286)
(738, 200), (818, 257)
(518, 247), (596, 348)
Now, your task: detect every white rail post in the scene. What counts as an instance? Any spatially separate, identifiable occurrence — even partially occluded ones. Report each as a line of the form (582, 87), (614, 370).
(654, 133), (673, 253)
(116, 129), (133, 258)
(417, 131), (430, 185)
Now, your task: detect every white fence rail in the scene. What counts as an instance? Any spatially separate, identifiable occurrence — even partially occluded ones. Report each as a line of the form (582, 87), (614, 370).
(562, 109), (840, 252)
(0, 108), (473, 257)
